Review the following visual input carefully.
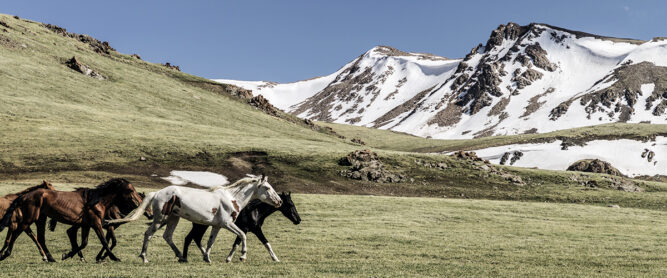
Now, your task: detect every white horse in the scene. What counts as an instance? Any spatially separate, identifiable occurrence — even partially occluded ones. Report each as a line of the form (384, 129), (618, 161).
(107, 175), (282, 263)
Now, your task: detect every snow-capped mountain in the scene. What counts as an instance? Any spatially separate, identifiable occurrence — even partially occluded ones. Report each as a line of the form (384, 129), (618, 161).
(216, 46), (459, 126)
(215, 23), (667, 139)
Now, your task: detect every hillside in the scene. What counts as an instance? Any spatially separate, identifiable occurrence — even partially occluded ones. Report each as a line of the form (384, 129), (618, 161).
(220, 23), (667, 139)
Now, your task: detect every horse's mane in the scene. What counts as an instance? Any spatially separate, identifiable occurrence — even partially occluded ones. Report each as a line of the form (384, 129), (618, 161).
(78, 178), (131, 207)
(208, 177), (258, 192)
(12, 181), (53, 196)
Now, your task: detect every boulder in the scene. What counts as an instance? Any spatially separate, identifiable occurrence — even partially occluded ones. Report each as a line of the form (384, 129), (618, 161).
(66, 56), (105, 80)
(566, 159), (624, 177)
(339, 150), (405, 183)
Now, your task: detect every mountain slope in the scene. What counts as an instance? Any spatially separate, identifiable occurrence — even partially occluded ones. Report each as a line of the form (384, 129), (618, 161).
(218, 23), (667, 139)
(216, 46), (459, 126)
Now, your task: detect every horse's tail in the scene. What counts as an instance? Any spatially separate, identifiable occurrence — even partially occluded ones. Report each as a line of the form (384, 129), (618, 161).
(106, 191), (155, 225)
(48, 218), (57, 232)
(0, 196), (22, 233)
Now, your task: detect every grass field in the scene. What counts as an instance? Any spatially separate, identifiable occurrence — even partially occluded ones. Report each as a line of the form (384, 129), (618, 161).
(1, 182), (667, 277)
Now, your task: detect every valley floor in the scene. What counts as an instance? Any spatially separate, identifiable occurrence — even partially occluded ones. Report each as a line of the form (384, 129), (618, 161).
(1, 181), (666, 277)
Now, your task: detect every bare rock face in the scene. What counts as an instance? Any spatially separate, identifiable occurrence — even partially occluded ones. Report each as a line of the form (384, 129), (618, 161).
(566, 159), (624, 177)
(552, 61), (667, 120)
(456, 62), (502, 114)
(248, 95), (278, 116)
(524, 43), (557, 71)
(512, 68), (544, 90)
(65, 56), (105, 80)
(339, 150), (406, 183)
(485, 23), (529, 49)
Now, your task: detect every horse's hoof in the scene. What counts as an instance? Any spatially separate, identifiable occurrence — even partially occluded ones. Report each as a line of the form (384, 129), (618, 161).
(225, 257), (232, 263)
(80, 257), (87, 263)
(61, 253), (68, 260)
(240, 257), (246, 262)
(178, 258), (188, 263)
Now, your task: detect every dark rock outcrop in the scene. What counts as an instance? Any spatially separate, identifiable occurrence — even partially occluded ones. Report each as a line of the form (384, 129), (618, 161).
(163, 62), (180, 71)
(339, 150), (406, 183)
(65, 56), (105, 80)
(566, 159), (624, 177)
(44, 23), (115, 55)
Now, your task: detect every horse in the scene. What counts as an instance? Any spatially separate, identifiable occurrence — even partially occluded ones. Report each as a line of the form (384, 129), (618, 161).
(0, 181), (55, 261)
(0, 178), (143, 262)
(181, 192), (300, 263)
(107, 174), (282, 263)
(48, 192), (154, 262)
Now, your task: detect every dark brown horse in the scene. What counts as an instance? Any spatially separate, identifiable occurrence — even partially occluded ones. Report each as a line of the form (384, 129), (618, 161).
(49, 192), (154, 262)
(0, 181), (55, 261)
(0, 178), (142, 262)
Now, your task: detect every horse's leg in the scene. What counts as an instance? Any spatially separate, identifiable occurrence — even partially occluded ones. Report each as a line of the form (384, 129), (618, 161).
(223, 222), (248, 262)
(35, 217), (55, 262)
(62, 225), (82, 261)
(183, 224), (199, 263)
(203, 226), (221, 263)
(162, 214), (183, 262)
(254, 228), (279, 262)
(194, 226), (208, 260)
(65, 226), (90, 261)
(98, 226), (115, 262)
(0, 227), (13, 258)
(225, 236), (242, 263)
(25, 227), (48, 262)
(139, 213), (163, 264)
(90, 219), (119, 262)
(0, 227), (23, 261)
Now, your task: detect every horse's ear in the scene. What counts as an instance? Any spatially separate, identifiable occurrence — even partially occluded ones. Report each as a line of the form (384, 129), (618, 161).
(262, 175), (268, 183)
(288, 191), (291, 196)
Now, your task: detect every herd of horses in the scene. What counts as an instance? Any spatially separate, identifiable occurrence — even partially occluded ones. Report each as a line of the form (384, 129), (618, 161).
(0, 175), (301, 263)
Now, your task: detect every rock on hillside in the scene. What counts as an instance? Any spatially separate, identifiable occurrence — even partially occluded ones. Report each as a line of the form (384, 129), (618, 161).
(566, 159), (624, 177)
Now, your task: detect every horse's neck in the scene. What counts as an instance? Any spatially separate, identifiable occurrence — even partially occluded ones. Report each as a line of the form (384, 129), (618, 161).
(255, 203), (278, 222)
(226, 183), (257, 209)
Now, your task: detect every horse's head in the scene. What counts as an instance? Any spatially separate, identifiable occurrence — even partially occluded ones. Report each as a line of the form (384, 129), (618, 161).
(253, 175), (282, 208)
(278, 192), (301, 225)
(40, 180), (55, 190)
(138, 192), (154, 220)
(111, 179), (143, 215)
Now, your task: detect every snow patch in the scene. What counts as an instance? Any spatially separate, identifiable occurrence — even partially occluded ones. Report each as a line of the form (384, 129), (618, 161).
(470, 137), (667, 177)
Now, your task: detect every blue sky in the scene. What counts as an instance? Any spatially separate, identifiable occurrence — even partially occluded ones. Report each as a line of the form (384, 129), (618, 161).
(2, 1), (665, 82)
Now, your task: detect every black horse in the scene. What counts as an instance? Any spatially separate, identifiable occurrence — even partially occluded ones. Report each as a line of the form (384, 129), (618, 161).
(182, 192), (301, 262)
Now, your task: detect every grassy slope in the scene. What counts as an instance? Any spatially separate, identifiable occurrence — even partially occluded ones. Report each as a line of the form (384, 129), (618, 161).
(0, 14), (355, 172)
(1, 182), (666, 277)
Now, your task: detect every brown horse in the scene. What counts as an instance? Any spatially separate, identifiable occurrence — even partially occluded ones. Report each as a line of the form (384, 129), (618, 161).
(49, 192), (154, 262)
(0, 178), (142, 262)
(0, 181), (55, 261)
